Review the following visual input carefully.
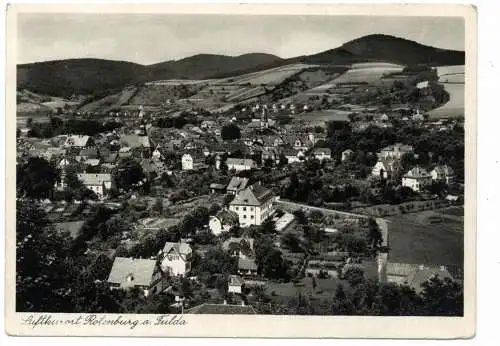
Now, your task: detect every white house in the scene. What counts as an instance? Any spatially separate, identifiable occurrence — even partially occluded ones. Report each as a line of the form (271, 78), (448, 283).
(378, 143), (414, 160)
(228, 275), (245, 294)
(107, 257), (167, 297)
(160, 242), (192, 276)
(208, 209), (239, 235)
(77, 173), (114, 199)
(313, 148), (332, 161)
(181, 153), (194, 170)
(342, 149), (354, 162)
(283, 148), (305, 164)
(372, 160), (397, 179)
(402, 167), (433, 192)
(226, 158), (256, 172)
(64, 135), (94, 149)
(229, 183), (275, 227)
(430, 165), (455, 184)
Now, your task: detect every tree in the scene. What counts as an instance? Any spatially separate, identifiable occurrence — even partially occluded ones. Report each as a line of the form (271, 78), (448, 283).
(293, 209), (308, 225)
(254, 236), (290, 280)
(420, 277), (463, 316)
(221, 124), (241, 140)
(344, 267), (365, 287)
(17, 157), (58, 199)
(116, 157), (145, 191)
(367, 218), (383, 255)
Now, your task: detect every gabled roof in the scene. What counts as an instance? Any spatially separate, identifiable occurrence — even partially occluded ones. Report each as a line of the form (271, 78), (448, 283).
(238, 257), (258, 271)
(77, 173), (112, 186)
(314, 147), (331, 155)
(65, 135), (90, 147)
(432, 165), (455, 176)
(404, 166), (431, 178)
(230, 184), (274, 206)
(79, 148), (99, 158)
(227, 176), (249, 191)
(162, 242), (192, 259)
(226, 158), (255, 167)
(228, 275), (245, 286)
(107, 257), (158, 287)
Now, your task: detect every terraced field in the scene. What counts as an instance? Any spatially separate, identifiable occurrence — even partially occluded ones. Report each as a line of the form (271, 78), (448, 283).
(331, 62), (404, 84)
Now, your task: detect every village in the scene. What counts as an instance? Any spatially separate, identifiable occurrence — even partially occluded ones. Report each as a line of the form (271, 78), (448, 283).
(16, 84), (464, 315)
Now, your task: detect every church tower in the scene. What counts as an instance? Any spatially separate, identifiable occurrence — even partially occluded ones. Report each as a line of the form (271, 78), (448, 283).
(261, 105), (269, 129)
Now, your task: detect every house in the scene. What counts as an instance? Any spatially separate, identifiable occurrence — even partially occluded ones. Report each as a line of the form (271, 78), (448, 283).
(228, 275), (245, 294)
(209, 209), (239, 235)
(229, 183), (275, 227)
(120, 134), (151, 150)
(313, 148), (332, 161)
(226, 158), (256, 172)
(151, 147), (164, 161)
(64, 135), (94, 149)
(378, 143), (414, 160)
(107, 257), (167, 297)
(209, 183), (227, 194)
(79, 148), (99, 160)
(160, 242), (192, 276)
(238, 258), (258, 276)
(431, 165), (455, 184)
(372, 159), (400, 179)
(181, 152), (206, 171)
(342, 149), (354, 162)
(226, 176), (249, 195)
(282, 148), (305, 164)
(402, 167), (432, 192)
(77, 173), (114, 199)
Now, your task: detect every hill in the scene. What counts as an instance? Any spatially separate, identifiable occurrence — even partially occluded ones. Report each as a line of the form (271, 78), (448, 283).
(302, 34), (465, 66)
(17, 54), (284, 97)
(17, 34), (465, 97)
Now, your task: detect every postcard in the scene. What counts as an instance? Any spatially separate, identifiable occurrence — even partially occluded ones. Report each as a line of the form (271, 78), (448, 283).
(5, 3), (476, 338)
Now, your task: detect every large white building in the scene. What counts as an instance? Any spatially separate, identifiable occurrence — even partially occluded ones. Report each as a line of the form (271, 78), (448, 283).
(430, 165), (455, 184)
(160, 242), (192, 276)
(378, 143), (414, 160)
(229, 183), (275, 227)
(402, 167), (433, 192)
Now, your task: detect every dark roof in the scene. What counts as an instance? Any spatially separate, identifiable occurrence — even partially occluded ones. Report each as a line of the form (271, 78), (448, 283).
(107, 257), (158, 287)
(185, 303), (256, 314)
(227, 176), (249, 191)
(238, 258), (258, 271)
(230, 184), (274, 206)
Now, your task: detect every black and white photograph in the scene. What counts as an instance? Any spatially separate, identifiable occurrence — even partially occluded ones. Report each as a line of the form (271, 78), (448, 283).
(6, 3), (476, 338)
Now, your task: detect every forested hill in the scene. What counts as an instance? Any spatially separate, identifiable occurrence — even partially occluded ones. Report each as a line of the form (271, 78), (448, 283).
(17, 34), (465, 97)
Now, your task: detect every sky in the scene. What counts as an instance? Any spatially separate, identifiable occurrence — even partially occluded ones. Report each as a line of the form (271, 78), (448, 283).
(17, 14), (465, 65)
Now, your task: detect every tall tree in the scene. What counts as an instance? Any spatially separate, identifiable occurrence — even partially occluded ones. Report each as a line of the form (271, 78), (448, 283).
(17, 157), (58, 199)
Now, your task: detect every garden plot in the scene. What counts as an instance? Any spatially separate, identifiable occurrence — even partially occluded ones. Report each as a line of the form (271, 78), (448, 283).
(331, 63), (404, 85)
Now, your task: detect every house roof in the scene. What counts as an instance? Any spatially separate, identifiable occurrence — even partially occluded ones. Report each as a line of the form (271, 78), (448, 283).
(404, 166), (431, 178)
(107, 257), (158, 287)
(65, 135), (90, 147)
(84, 159), (101, 166)
(238, 257), (258, 271)
(185, 303), (256, 314)
(77, 173), (112, 186)
(162, 242), (192, 257)
(228, 275), (245, 286)
(381, 143), (414, 153)
(120, 134), (151, 148)
(227, 177), (249, 191)
(230, 184), (274, 206)
(226, 158), (255, 167)
(314, 148), (331, 155)
(79, 148), (99, 158)
(432, 165), (455, 176)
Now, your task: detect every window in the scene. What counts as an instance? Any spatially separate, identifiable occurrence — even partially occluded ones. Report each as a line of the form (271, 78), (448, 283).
(235, 207), (239, 211)
(243, 207), (247, 211)
(250, 215), (254, 219)
(250, 207), (254, 211)
(243, 215), (247, 219)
